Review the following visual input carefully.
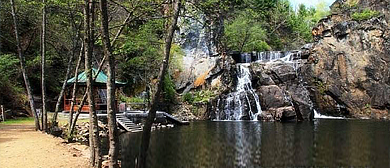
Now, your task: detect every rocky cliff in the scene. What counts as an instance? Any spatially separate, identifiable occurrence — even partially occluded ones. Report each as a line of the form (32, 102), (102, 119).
(177, 0), (390, 121)
(307, 0), (390, 119)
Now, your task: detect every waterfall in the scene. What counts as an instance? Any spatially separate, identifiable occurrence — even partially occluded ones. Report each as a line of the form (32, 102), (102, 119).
(216, 64), (262, 121)
(236, 51), (302, 64)
(216, 49), (347, 121)
(313, 110), (344, 119)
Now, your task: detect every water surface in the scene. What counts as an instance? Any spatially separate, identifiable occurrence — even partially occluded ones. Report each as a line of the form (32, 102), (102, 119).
(120, 120), (390, 167)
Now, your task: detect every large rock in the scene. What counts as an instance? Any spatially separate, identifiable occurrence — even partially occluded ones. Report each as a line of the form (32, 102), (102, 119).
(251, 61), (313, 121)
(260, 106), (296, 122)
(257, 85), (290, 110)
(306, 2), (390, 119)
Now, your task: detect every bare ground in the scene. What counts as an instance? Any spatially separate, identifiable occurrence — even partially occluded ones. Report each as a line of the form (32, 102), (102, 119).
(0, 124), (90, 168)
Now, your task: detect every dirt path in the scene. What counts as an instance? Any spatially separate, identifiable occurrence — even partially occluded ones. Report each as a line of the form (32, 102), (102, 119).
(0, 124), (90, 168)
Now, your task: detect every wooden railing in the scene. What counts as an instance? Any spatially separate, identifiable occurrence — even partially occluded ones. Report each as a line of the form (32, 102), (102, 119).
(64, 98), (117, 112)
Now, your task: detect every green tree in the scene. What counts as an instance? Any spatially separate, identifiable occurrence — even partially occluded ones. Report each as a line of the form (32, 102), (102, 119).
(224, 11), (270, 52)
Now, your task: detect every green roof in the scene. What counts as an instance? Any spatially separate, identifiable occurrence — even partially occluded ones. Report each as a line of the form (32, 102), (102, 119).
(66, 68), (126, 86)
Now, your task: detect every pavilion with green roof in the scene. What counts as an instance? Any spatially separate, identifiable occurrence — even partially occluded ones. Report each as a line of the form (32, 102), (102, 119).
(66, 68), (126, 86)
(64, 68), (126, 113)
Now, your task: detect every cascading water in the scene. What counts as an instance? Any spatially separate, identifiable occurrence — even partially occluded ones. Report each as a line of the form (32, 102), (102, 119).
(313, 110), (344, 119)
(215, 49), (344, 121)
(216, 63), (262, 121)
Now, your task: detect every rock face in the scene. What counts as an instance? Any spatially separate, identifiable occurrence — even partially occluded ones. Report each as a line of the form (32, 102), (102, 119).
(307, 0), (390, 119)
(174, 14), (219, 93)
(251, 61), (313, 121)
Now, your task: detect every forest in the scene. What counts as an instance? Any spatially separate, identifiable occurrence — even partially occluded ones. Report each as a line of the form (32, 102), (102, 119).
(0, 0), (329, 113)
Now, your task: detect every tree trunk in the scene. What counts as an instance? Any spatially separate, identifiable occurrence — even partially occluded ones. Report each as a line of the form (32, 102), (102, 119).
(68, 43), (83, 139)
(10, 0), (40, 131)
(138, 1), (181, 167)
(69, 11), (133, 136)
(52, 35), (82, 128)
(51, 51), (74, 127)
(84, 0), (101, 167)
(99, 0), (119, 167)
(41, 0), (47, 132)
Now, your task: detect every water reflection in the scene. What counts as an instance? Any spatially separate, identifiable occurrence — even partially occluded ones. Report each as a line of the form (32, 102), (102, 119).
(120, 120), (390, 167)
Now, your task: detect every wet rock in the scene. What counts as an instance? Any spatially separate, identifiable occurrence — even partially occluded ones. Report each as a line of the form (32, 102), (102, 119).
(257, 85), (290, 110)
(265, 63), (297, 84)
(276, 106), (296, 121)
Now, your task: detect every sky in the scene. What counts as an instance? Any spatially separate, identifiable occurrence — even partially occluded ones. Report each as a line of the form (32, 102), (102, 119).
(289, 0), (336, 9)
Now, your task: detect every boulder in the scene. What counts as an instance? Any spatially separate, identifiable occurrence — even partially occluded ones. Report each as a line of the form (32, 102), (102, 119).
(260, 106), (296, 121)
(257, 85), (290, 110)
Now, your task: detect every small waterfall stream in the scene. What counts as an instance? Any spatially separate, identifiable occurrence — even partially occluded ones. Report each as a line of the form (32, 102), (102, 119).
(216, 64), (262, 121)
(313, 110), (344, 119)
(236, 64), (263, 120)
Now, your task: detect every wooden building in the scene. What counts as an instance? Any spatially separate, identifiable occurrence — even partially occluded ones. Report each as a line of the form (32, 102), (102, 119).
(64, 68), (126, 113)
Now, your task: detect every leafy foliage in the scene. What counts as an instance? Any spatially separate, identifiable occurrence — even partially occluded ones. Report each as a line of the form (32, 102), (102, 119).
(182, 92), (194, 104)
(352, 9), (380, 21)
(162, 74), (176, 104)
(193, 90), (216, 104)
(224, 11), (269, 52)
(0, 54), (25, 107)
(119, 95), (145, 104)
(116, 19), (165, 92)
(221, 0), (330, 51)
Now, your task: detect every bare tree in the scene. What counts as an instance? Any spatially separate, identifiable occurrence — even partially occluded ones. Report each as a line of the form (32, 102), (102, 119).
(68, 43), (84, 139)
(10, 0), (40, 130)
(99, 0), (119, 167)
(51, 47), (75, 127)
(138, 0), (182, 167)
(41, 0), (48, 132)
(84, 0), (101, 167)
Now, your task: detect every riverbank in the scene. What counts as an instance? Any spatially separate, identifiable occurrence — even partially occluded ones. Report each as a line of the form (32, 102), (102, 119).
(0, 119), (90, 168)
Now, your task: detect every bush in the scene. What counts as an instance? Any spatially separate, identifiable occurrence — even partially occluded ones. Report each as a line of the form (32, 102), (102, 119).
(182, 92), (194, 103)
(163, 74), (176, 103)
(193, 90), (216, 104)
(119, 95), (145, 103)
(352, 9), (380, 21)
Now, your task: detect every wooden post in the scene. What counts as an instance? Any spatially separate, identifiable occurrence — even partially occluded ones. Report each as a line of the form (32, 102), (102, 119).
(1, 105), (5, 122)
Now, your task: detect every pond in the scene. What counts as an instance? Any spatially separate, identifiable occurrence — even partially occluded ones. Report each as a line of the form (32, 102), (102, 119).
(120, 120), (390, 167)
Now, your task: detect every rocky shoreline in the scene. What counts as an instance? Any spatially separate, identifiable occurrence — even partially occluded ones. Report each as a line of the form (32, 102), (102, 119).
(60, 120), (176, 144)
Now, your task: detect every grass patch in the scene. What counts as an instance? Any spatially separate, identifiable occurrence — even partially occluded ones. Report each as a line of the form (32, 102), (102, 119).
(0, 117), (34, 125)
(352, 9), (380, 21)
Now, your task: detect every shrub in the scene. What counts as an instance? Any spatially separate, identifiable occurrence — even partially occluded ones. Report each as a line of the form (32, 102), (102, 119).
(119, 95), (145, 103)
(193, 90), (216, 104)
(182, 92), (194, 103)
(314, 80), (328, 95)
(352, 9), (380, 21)
(163, 74), (176, 103)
